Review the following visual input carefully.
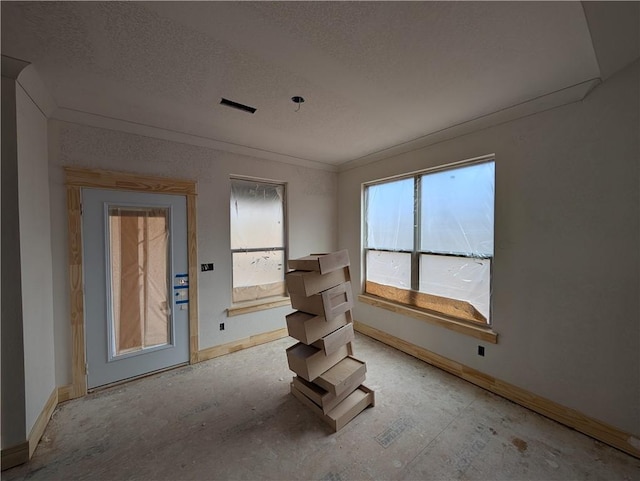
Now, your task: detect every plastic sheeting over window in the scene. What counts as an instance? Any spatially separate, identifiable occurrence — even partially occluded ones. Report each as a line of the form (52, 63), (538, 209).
(232, 250), (285, 302)
(230, 179), (286, 303)
(108, 207), (170, 356)
(419, 254), (491, 320)
(365, 177), (414, 250)
(366, 250), (411, 290)
(364, 160), (494, 324)
(231, 179), (284, 250)
(421, 162), (494, 257)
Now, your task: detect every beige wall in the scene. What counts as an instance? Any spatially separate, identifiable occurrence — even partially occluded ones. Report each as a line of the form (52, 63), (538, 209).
(1, 64), (56, 450)
(48, 122), (338, 386)
(1, 74), (27, 449)
(16, 82), (56, 436)
(338, 61), (640, 436)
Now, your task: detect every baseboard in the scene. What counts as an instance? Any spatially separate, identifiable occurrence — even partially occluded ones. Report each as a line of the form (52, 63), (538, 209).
(57, 384), (74, 403)
(1, 441), (29, 471)
(28, 388), (58, 458)
(1, 386), (58, 470)
(353, 320), (640, 459)
(198, 327), (289, 362)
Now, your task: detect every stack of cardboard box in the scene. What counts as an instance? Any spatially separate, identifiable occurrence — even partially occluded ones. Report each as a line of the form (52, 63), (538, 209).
(285, 250), (374, 432)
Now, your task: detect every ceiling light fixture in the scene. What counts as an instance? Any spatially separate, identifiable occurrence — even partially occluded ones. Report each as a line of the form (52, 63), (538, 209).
(291, 96), (305, 112)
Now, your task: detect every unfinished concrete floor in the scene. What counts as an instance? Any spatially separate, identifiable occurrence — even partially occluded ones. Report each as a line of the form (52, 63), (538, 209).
(5, 333), (639, 480)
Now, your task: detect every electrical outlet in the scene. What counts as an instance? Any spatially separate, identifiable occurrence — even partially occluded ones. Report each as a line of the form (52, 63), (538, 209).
(201, 263), (214, 272)
(219, 323), (225, 331)
(478, 345), (485, 357)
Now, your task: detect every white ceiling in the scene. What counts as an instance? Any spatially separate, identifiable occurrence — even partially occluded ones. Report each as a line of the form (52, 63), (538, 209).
(1, 2), (636, 168)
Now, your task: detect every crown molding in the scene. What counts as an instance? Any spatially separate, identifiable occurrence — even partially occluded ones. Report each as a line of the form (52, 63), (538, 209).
(51, 107), (339, 173)
(338, 78), (601, 173)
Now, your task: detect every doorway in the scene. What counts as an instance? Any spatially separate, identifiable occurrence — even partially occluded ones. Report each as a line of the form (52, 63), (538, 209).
(64, 167), (198, 398)
(82, 189), (189, 388)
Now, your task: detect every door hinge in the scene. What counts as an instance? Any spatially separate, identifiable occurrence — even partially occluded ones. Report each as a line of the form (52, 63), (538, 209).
(80, 203), (83, 215)
(85, 362), (89, 375)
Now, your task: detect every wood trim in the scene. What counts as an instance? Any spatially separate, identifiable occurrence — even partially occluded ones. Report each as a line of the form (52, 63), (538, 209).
(197, 328), (289, 362)
(57, 385), (74, 403)
(64, 167), (196, 195)
(66, 185), (88, 398)
(227, 298), (291, 317)
(365, 281), (487, 324)
(187, 194), (199, 363)
(28, 388), (58, 458)
(1, 387), (59, 470)
(65, 168), (198, 396)
(1, 441), (29, 471)
(359, 294), (498, 344)
(353, 321), (640, 459)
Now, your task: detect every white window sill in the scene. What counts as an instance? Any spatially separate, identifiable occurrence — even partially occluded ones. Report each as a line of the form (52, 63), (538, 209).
(358, 294), (498, 344)
(227, 296), (291, 317)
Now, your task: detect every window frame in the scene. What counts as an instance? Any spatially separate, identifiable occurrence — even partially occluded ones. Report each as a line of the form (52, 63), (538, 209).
(229, 176), (288, 308)
(363, 156), (495, 329)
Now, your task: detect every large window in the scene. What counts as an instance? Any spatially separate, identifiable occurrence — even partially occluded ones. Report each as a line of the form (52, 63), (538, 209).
(230, 178), (286, 303)
(364, 160), (494, 324)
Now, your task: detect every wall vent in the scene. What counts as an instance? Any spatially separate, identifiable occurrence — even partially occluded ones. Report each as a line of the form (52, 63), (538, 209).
(220, 98), (257, 114)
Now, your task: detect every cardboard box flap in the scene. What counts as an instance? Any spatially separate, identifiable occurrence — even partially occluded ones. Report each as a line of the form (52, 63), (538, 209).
(288, 250), (350, 274)
(286, 342), (351, 382)
(286, 310), (350, 345)
(290, 383), (374, 432)
(285, 267), (350, 297)
(311, 322), (355, 356)
(314, 355), (367, 396)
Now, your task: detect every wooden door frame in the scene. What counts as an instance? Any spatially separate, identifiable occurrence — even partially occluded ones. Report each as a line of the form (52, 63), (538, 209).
(64, 167), (199, 398)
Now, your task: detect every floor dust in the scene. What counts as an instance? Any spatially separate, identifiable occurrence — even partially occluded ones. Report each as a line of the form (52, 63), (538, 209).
(4, 333), (639, 481)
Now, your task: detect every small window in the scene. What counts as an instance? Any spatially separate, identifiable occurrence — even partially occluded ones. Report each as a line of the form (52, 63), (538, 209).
(230, 178), (286, 303)
(364, 160), (494, 324)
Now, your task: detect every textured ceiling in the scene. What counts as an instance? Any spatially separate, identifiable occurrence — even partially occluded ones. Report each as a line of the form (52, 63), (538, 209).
(0, 1), (611, 166)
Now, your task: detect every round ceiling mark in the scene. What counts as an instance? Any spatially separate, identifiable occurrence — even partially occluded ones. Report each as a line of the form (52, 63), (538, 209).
(291, 96), (305, 112)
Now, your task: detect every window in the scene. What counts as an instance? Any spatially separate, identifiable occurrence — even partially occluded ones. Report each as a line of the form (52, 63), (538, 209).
(230, 178), (286, 303)
(364, 160), (494, 324)
(108, 207), (170, 356)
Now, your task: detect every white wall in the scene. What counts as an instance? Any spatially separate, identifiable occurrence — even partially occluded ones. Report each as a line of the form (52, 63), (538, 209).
(1, 75), (27, 449)
(16, 83), (56, 435)
(338, 61), (639, 436)
(48, 122), (338, 386)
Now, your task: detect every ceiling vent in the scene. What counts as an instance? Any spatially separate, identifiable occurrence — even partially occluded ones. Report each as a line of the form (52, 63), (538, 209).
(220, 98), (257, 114)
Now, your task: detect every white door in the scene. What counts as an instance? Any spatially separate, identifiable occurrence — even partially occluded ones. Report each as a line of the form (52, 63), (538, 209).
(83, 188), (189, 389)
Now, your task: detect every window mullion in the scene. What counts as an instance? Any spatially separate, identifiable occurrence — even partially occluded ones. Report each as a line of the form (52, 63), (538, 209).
(411, 176), (421, 291)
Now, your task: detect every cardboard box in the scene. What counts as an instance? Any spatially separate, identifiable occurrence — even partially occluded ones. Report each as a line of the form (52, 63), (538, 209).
(287, 250), (350, 274)
(286, 342), (351, 382)
(311, 323), (355, 356)
(290, 383), (375, 432)
(313, 355), (367, 397)
(285, 267), (350, 297)
(286, 310), (351, 345)
(289, 281), (353, 321)
(292, 373), (366, 414)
